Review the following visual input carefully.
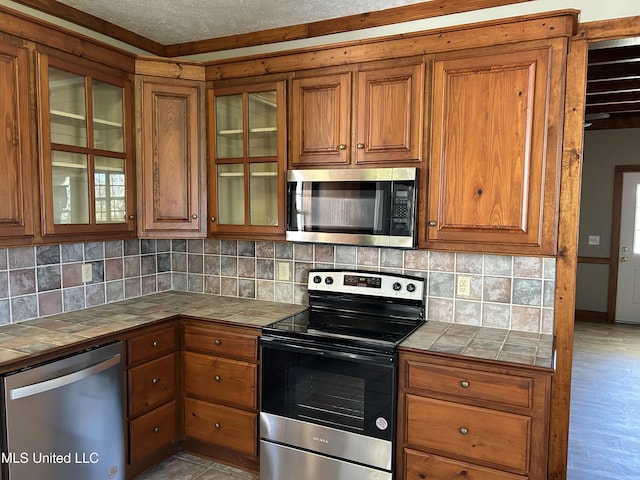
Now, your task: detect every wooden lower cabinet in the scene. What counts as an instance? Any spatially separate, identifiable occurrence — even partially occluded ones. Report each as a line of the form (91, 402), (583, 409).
(124, 322), (179, 478)
(398, 350), (552, 480)
(182, 320), (260, 472)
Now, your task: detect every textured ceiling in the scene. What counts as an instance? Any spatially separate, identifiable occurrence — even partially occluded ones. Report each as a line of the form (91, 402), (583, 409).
(54, 0), (430, 45)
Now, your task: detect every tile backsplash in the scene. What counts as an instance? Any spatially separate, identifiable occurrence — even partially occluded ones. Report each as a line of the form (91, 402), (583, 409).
(0, 239), (556, 334)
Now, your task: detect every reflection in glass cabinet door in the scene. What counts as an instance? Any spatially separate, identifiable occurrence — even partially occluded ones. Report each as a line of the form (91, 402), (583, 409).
(250, 163), (278, 226)
(217, 164), (245, 224)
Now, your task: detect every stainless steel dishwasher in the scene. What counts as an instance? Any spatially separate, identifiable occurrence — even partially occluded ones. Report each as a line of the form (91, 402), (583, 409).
(1, 342), (124, 480)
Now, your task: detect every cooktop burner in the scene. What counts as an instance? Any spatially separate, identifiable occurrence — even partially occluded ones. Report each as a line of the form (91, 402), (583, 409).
(262, 269), (426, 351)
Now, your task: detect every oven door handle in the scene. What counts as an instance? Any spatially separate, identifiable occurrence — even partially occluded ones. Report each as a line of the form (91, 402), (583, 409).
(259, 336), (394, 365)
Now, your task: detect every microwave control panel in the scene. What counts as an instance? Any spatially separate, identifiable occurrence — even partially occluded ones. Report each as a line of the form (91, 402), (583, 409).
(390, 183), (414, 236)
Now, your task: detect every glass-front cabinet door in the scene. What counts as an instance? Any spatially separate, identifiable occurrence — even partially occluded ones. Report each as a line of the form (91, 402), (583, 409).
(209, 81), (285, 238)
(38, 54), (135, 238)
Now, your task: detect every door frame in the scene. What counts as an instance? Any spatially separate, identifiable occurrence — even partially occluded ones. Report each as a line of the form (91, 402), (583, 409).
(608, 165), (640, 322)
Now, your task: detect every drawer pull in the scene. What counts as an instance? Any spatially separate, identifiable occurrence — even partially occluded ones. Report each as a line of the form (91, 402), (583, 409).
(151, 378), (159, 384)
(214, 423), (221, 429)
(419, 474), (426, 479)
(214, 375), (221, 382)
(153, 427), (160, 433)
(459, 380), (470, 388)
(459, 427), (469, 435)
(152, 341), (158, 347)
(214, 339), (221, 345)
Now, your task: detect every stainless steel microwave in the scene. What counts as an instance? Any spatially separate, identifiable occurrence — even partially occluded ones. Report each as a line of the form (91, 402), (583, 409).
(286, 167), (417, 248)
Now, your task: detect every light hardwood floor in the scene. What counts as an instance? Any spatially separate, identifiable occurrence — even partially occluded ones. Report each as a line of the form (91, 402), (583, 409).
(567, 321), (640, 480)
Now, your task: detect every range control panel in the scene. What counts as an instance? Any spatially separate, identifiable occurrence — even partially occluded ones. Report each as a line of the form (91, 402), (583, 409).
(308, 270), (424, 301)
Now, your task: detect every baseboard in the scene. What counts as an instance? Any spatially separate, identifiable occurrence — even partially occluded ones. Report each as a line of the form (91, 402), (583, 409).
(575, 309), (608, 323)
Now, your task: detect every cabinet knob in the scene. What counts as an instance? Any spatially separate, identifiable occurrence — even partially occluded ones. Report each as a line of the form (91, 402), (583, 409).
(128, 215), (135, 220)
(153, 427), (160, 433)
(356, 142), (365, 149)
(459, 427), (469, 435)
(459, 380), (470, 388)
(214, 375), (221, 382)
(338, 144), (347, 150)
(191, 214), (198, 219)
(210, 216), (215, 222)
(428, 221), (437, 227)
(214, 339), (221, 345)
(152, 341), (158, 347)
(152, 378), (159, 384)
(214, 423), (221, 429)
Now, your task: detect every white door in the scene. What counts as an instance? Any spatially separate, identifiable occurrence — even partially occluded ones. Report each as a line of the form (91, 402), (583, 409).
(615, 171), (640, 323)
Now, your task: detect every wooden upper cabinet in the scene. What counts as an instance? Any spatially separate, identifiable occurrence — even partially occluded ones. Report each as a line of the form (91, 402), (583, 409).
(290, 60), (423, 168)
(138, 79), (206, 238)
(0, 41), (35, 241)
(424, 39), (567, 255)
(37, 52), (136, 239)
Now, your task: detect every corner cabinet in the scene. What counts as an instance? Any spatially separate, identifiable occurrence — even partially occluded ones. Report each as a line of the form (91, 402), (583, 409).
(423, 39), (567, 255)
(397, 350), (552, 480)
(208, 80), (286, 238)
(182, 320), (260, 472)
(290, 59), (424, 168)
(137, 78), (207, 238)
(37, 52), (136, 240)
(0, 40), (35, 241)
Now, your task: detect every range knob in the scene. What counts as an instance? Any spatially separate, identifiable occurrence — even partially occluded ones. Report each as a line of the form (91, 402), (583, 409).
(313, 275), (322, 284)
(392, 282), (402, 291)
(406, 283), (416, 293)
(325, 276), (334, 285)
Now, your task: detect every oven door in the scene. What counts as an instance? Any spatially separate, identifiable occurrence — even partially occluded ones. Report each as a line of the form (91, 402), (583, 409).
(260, 336), (395, 441)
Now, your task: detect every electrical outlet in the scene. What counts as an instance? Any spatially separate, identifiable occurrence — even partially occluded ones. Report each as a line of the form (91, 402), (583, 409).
(82, 264), (92, 283)
(457, 275), (470, 297)
(588, 235), (600, 246)
(277, 262), (290, 281)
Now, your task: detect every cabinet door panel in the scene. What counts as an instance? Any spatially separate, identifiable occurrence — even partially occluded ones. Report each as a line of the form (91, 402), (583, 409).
(405, 449), (526, 480)
(426, 42), (563, 254)
(0, 42), (34, 239)
(290, 73), (351, 166)
(140, 81), (204, 236)
(356, 64), (423, 164)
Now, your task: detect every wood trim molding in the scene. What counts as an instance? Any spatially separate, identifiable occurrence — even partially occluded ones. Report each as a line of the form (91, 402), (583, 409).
(577, 256), (611, 264)
(574, 309), (608, 323)
(165, 0), (534, 57)
(577, 15), (640, 42)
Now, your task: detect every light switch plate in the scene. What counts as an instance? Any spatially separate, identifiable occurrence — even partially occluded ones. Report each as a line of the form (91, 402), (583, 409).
(588, 235), (600, 246)
(277, 262), (290, 281)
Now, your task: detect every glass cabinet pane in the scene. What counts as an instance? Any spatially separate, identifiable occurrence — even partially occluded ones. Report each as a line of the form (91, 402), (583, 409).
(92, 80), (124, 152)
(250, 163), (278, 226)
(95, 157), (126, 223)
(216, 94), (243, 158)
(249, 91), (278, 157)
(49, 68), (87, 147)
(51, 151), (89, 224)
(217, 164), (245, 224)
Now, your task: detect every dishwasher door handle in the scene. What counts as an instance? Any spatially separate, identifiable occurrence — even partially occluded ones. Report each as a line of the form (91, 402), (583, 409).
(9, 353), (121, 400)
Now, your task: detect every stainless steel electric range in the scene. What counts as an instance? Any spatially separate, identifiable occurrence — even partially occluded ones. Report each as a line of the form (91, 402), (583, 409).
(259, 269), (425, 480)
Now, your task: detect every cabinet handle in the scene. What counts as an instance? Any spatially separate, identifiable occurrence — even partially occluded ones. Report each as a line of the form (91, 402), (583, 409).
(214, 423), (221, 429)
(128, 215), (135, 220)
(338, 144), (347, 150)
(151, 378), (159, 384)
(356, 142), (365, 149)
(214, 339), (221, 345)
(214, 375), (221, 381)
(459, 380), (470, 388)
(459, 427), (469, 435)
(210, 216), (216, 222)
(191, 214), (198, 219)
(153, 427), (160, 433)
(428, 220), (437, 227)
(152, 341), (158, 347)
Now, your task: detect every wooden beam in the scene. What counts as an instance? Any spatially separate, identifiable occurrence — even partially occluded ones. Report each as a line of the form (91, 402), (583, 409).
(164, 0), (534, 57)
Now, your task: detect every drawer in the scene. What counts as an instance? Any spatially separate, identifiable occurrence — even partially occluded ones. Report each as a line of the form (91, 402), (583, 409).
(127, 325), (176, 365)
(405, 448), (527, 480)
(183, 351), (256, 409)
(128, 354), (176, 416)
(183, 324), (257, 360)
(129, 401), (176, 464)
(406, 360), (532, 408)
(406, 395), (530, 472)
(184, 397), (257, 455)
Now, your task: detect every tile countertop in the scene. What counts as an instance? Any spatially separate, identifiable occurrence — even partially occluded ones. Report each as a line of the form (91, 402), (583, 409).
(0, 291), (307, 370)
(400, 320), (555, 369)
(0, 291), (555, 372)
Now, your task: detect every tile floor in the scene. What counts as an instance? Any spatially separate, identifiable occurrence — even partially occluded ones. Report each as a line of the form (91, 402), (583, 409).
(137, 452), (258, 480)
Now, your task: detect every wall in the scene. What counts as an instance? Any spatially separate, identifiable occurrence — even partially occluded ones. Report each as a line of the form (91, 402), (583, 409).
(0, 240), (556, 334)
(576, 128), (640, 312)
